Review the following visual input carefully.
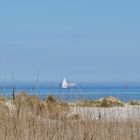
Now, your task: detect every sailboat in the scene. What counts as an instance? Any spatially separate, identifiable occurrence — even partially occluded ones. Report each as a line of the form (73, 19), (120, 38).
(61, 78), (76, 89)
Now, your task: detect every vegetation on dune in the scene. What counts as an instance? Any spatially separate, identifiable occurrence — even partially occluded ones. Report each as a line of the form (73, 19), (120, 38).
(75, 96), (124, 107)
(128, 100), (140, 105)
(0, 96), (5, 106)
(44, 95), (69, 119)
(13, 93), (69, 119)
(13, 92), (46, 116)
(75, 100), (102, 107)
(100, 96), (124, 107)
(0, 93), (140, 140)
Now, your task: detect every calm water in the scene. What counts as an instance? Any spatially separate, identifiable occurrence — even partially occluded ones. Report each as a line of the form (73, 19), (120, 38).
(1, 83), (140, 102)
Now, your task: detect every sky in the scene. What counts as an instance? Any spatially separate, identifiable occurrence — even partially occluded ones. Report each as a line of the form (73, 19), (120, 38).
(0, 0), (140, 83)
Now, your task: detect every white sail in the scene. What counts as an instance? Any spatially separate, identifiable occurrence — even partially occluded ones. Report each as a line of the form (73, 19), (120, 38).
(61, 78), (76, 89)
(62, 78), (68, 88)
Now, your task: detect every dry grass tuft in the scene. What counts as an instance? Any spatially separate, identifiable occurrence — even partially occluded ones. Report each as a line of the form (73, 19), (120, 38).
(101, 96), (124, 107)
(0, 96), (5, 106)
(13, 93), (69, 119)
(45, 95), (56, 104)
(128, 100), (140, 105)
(44, 95), (69, 119)
(13, 92), (46, 116)
(76, 100), (102, 107)
(75, 96), (124, 107)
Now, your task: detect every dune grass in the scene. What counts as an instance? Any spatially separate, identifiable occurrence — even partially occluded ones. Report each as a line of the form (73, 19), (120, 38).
(0, 93), (140, 140)
(75, 96), (124, 107)
(128, 100), (140, 105)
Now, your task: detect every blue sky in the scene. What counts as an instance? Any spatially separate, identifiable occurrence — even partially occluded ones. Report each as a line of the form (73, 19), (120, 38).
(0, 0), (140, 82)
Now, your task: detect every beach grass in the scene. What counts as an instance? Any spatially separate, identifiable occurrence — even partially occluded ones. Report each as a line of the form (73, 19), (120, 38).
(0, 93), (140, 140)
(74, 96), (124, 107)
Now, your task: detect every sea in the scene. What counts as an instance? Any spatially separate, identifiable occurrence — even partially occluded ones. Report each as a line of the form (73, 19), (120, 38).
(1, 82), (140, 102)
